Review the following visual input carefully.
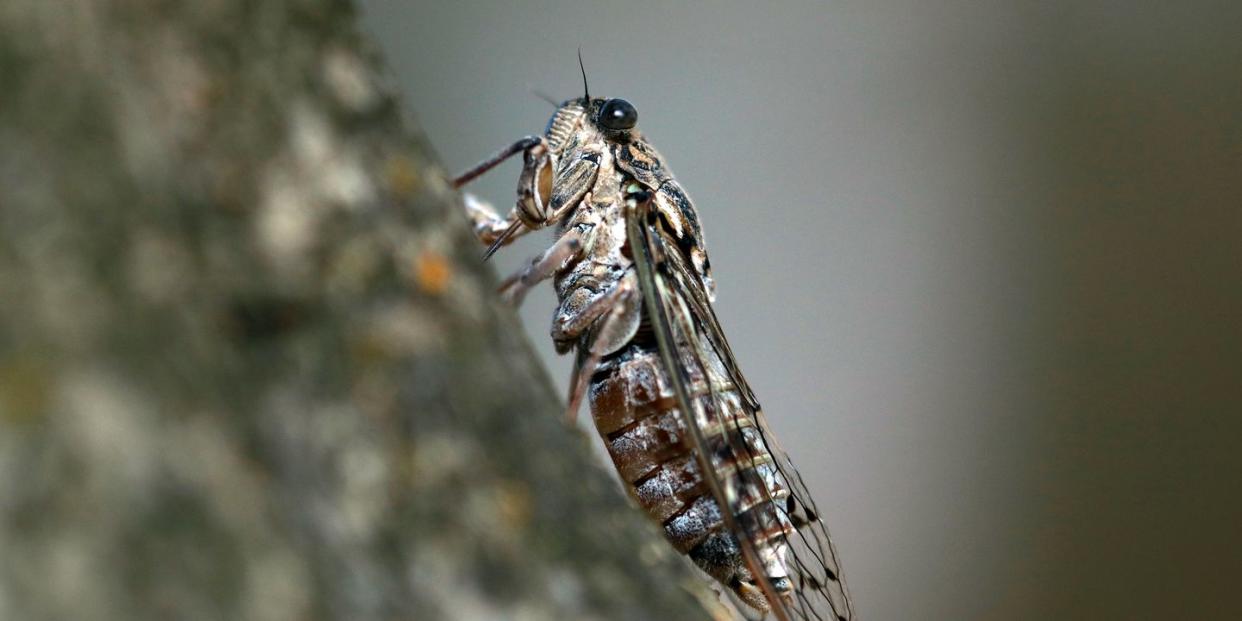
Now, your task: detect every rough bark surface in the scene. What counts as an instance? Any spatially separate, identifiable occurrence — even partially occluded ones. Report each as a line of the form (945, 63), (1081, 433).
(0, 1), (714, 619)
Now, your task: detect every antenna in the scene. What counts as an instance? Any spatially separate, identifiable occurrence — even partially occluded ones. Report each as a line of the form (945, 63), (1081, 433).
(577, 47), (590, 104)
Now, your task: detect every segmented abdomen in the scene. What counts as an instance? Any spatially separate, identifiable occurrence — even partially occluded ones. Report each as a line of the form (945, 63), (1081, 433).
(588, 342), (795, 588)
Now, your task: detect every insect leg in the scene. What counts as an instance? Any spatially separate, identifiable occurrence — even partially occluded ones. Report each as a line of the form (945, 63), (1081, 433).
(451, 135), (543, 188)
(462, 193), (530, 249)
(496, 226), (586, 306)
(565, 278), (638, 423)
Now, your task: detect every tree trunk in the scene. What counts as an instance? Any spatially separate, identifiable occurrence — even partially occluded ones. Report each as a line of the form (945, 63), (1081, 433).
(0, 1), (713, 619)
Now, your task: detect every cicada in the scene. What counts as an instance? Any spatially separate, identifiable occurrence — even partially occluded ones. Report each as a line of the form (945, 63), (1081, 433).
(452, 62), (855, 621)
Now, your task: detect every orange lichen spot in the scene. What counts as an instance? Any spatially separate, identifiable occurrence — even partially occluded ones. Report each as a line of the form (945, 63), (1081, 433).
(385, 154), (420, 199)
(414, 249), (452, 295)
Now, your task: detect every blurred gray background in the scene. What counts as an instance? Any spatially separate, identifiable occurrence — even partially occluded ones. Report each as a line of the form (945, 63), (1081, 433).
(356, 2), (1242, 619)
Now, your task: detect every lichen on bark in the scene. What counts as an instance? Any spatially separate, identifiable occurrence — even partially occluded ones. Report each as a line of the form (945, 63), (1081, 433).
(0, 1), (713, 619)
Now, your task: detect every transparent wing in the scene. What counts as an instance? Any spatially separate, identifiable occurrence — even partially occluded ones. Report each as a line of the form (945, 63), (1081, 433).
(625, 193), (855, 621)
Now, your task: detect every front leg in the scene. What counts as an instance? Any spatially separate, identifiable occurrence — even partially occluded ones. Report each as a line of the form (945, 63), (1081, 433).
(452, 135), (542, 189)
(453, 135), (547, 258)
(462, 193), (528, 248)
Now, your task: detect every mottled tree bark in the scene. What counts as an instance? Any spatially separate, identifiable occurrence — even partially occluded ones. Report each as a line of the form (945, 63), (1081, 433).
(0, 1), (713, 619)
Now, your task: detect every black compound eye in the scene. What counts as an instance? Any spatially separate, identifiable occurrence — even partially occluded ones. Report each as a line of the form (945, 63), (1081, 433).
(599, 98), (637, 130)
